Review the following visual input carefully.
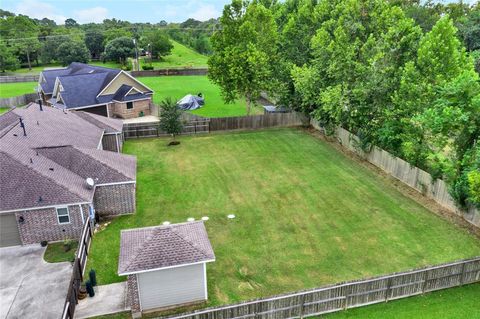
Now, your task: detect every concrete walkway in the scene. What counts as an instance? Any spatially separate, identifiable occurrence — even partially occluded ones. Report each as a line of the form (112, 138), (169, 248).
(75, 282), (129, 319)
(123, 115), (159, 124)
(0, 245), (71, 319)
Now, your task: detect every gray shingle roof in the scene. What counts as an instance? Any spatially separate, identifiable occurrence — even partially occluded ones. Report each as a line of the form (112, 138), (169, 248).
(40, 62), (152, 110)
(0, 104), (136, 212)
(118, 221), (215, 275)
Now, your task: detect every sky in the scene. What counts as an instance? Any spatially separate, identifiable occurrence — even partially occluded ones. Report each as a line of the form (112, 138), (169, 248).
(0, 0), (232, 24)
(1, 0), (477, 25)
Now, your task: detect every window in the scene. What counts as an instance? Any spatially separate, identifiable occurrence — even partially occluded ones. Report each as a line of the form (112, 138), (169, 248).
(56, 207), (70, 224)
(126, 102), (133, 109)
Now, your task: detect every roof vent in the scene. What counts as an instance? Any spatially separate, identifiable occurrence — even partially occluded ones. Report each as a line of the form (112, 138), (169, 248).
(86, 177), (95, 189)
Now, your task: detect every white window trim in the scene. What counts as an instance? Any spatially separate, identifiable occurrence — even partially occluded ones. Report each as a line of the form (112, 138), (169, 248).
(56, 206), (71, 225)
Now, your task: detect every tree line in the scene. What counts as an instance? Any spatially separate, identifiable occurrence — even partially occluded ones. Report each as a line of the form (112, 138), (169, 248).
(208, 0), (480, 210)
(0, 11), (216, 71)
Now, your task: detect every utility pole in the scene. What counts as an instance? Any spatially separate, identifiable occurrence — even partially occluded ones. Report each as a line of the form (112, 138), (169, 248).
(133, 38), (139, 71)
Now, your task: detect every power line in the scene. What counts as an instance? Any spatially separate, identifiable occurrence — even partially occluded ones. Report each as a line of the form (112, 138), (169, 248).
(0, 25), (222, 43)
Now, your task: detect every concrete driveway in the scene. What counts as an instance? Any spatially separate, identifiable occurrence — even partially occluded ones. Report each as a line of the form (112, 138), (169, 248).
(0, 245), (72, 319)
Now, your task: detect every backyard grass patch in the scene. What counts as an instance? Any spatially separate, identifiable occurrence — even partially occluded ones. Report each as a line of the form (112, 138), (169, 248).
(322, 283), (480, 319)
(87, 129), (480, 306)
(0, 82), (37, 98)
(44, 241), (78, 263)
(139, 76), (263, 117)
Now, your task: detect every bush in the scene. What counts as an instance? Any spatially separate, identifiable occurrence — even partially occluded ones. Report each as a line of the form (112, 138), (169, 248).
(142, 64), (154, 70)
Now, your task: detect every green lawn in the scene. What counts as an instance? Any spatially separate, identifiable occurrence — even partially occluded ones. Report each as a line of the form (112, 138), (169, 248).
(43, 241), (78, 263)
(87, 129), (480, 307)
(322, 283), (480, 319)
(0, 108), (11, 114)
(139, 75), (262, 117)
(143, 40), (208, 68)
(0, 82), (37, 98)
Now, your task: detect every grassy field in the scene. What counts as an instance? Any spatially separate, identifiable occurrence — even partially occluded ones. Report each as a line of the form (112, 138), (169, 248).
(43, 241), (78, 263)
(87, 129), (480, 306)
(0, 82), (37, 98)
(2, 40), (207, 76)
(140, 76), (262, 117)
(323, 283), (480, 319)
(92, 283), (480, 319)
(0, 108), (11, 114)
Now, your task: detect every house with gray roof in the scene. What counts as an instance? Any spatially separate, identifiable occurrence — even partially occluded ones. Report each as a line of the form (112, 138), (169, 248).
(0, 104), (136, 247)
(38, 62), (153, 119)
(119, 221), (215, 316)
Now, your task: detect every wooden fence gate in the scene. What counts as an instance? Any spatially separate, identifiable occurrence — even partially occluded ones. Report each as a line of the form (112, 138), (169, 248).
(61, 217), (93, 319)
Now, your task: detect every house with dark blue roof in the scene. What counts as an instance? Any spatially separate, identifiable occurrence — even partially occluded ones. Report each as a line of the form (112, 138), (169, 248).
(38, 62), (154, 119)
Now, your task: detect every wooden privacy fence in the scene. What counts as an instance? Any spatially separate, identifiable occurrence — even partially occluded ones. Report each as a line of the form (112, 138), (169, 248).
(61, 217), (93, 319)
(209, 112), (308, 132)
(156, 257), (480, 319)
(0, 93), (38, 107)
(130, 67), (208, 77)
(0, 75), (39, 83)
(310, 120), (480, 228)
(123, 112), (308, 139)
(123, 119), (210, 139)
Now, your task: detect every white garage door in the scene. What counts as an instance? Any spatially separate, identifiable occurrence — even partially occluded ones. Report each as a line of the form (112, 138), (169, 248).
(0, 214), (22, 247)
(138, 263), (206, 310)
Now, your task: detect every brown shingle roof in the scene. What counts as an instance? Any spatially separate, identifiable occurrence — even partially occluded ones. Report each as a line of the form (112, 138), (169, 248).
(0, 104), (136, 212)
(118, 222), (215, 275)
(0, 152), (86, 211)
(73, 111), (124, 133)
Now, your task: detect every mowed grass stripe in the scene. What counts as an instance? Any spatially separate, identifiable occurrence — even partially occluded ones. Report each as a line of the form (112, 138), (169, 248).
(87, 128), (480, 306)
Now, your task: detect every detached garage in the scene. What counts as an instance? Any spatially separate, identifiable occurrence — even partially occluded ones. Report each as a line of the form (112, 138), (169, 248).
(118, 221), (215, 317)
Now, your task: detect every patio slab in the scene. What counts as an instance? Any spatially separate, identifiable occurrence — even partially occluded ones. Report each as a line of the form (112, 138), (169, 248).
(75, 282), (129, 319)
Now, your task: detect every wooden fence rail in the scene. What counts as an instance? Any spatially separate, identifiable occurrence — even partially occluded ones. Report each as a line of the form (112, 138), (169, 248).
(0, 75), (39, 83)
(0, 93), (38, 107)
(61, 217), (93, 319)
(156, 257), (480, 319)
(123, 112), (308, 139)
(310, 120), (480, 228)
(209, 112), (308, 132)
(123, 119), (210, 139)
(130, 68), (208, 77)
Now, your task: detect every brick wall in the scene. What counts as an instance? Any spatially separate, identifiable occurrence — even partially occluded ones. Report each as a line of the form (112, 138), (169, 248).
(16, 204), (90, 244)
(128, 275), (142, 317)
(112, 98), (152, 119)
(93, 183), (135, 217)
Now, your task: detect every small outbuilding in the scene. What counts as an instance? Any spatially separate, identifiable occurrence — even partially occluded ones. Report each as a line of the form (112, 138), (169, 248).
(119, 221), (215, 317)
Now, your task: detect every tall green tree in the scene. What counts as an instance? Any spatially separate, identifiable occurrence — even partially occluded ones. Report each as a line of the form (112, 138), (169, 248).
(209, 0), (278, 115)
(141, 29), (173, 59)
(292, 0), (421, 144)
(56, 40), (90, 65)
(0, 41), (19, 72)
(159, 97), (184, 143)
(0, 15), (41, 70)
(104, 36), (135, 65)
(393, 16), (471, 166)
(85, 30), (105, 59)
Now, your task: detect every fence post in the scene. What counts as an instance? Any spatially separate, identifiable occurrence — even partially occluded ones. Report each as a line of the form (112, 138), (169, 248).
(459, 261), (466, 286)
(298, 293), (305, 319)
(422, 269), (429, 294)
(385, 277), (392, 302)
